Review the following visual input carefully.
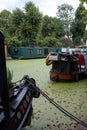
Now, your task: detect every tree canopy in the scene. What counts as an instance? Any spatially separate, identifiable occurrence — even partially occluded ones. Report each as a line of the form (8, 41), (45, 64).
(56, 3), (75, 36)
(20, 1), (42, 45)
(80, 0), (87, 3)
(41, 15), (65, 39)
(70, 3), (86, 45)
(0, 1), (87, 47)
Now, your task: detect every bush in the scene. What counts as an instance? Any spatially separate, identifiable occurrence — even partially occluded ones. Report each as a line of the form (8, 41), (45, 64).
(73, 36), (82, 45)
(38, 36), (61, 47)
(9, 36), (22, 46)
(60, 37), (73, 47)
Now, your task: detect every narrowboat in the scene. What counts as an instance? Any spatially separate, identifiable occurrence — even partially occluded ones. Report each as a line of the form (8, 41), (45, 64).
(0, 31), (40, 130)
(46, 49), (87, 81)
(8, 46), (60, 59)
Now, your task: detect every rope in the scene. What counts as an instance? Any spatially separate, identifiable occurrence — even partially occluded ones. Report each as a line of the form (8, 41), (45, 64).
(40, 90), (87, 128)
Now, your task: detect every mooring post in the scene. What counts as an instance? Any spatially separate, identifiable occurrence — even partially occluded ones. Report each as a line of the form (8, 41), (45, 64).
(0, 31), (10, 123)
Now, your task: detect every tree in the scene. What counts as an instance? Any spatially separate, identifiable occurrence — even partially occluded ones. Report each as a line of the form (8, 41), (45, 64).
(53, 17), (65, 38)
(80, 0), (87, 3)
(60, 37), (73, 47)
(10, 8), (24, 38)
(0, 10), (12, 43)
(41, 15), (65, 39)
(80, 0), (87, 24)
(40, 36), (61, 47)
(56, 3), (75, 38)
(41, 15), (54, 38)
(70, 3), (86, 45)
(80, 0), (87, 43)
(11, 8), (24, 27)
(20, 1), (42, 45)
(0, 9), (11, 25)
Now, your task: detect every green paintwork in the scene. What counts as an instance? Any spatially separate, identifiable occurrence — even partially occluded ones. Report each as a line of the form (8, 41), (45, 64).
(8, 46), (60, 59)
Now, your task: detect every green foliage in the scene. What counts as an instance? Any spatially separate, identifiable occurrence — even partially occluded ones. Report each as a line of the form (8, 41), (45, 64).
(56, 3), (75, 33)
(39, 36), (61, 47)
(41, 15), (54, 38)
(80, 1), (87, 24)
(60, 37), (73, 47)
(41, 15), (65, 39)
(53, 18), (65, 38)
(83, 30), (87, 43)
(10, 8), (25, 41)
(20, 1), (42, 43)
(2, 2), (87, 47)
(0, 9), (12, 43)
(75, 3), (85, 20)
(73, 36), (82, 45)
(37, 39), (44, 46)
(9, 36), (22, 46)
(80, 0), (87, 3)
(70, 4), (86, 45)
(11, 8), (24, 26)
(0, 2), (42, 46)
(82, 10), (87, 24)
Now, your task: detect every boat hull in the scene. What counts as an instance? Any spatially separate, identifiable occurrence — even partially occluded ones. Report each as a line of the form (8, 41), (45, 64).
(50, 70), (87, 82)
(1, 87), (33, 130)
(50, 71), (76, 81)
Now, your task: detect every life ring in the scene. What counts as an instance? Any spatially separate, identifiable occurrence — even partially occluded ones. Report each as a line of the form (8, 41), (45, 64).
(14, 48), (18, 53)
(45, 53), (53, 66)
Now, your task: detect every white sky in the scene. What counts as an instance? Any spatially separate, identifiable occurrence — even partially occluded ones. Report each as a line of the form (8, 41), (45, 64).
(0, 0), (80, 17)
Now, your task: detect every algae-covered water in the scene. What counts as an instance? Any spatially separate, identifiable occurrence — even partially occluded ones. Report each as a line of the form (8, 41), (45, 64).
(7, 58), (87, 130)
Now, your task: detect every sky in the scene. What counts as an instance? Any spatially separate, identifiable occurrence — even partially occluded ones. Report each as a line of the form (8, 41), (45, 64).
(0, 0), (81, 17)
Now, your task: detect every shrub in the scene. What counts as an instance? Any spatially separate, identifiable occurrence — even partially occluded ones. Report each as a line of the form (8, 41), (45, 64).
(39, 36), (61, 47)
(9, 36), (22, 46)
(60, 37), (73, 47)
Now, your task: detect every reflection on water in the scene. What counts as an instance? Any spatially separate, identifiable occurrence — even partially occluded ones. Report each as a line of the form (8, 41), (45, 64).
(7, 59), (87, 130)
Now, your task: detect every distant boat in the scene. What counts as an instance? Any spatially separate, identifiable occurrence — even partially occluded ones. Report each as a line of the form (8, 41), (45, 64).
(0, 31), (40, 130)
(46, 49), (87, 81)
(8, 46), (60, 59)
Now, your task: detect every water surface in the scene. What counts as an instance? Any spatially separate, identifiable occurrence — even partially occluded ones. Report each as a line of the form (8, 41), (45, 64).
(7, 58), (87, 130)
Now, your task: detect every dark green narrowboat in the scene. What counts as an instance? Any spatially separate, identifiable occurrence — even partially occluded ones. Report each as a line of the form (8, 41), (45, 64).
(8, 46), (60, 59)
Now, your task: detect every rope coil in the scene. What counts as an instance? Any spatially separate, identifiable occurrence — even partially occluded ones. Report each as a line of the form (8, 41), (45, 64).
(45, 53), (53, 66)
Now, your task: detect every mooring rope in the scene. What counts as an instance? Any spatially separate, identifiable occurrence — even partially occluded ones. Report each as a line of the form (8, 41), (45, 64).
(40, 89), (87, 128)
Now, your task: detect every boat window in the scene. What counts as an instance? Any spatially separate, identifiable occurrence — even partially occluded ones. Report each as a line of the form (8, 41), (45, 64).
(28, 49), (33, 54)
(37, 49), (42, 54)
(44, 48), (48, 55)
(14, 48), (18, 53)
(50, 49), (52, 52)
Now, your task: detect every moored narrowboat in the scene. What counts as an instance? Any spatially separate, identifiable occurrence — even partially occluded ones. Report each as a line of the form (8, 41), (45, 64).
(46, 49), (87, 81)
(0, 31), (40, 130)
(8, 46), (60, 59)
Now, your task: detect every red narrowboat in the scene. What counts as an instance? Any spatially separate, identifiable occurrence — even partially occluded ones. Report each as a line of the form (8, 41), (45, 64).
(46, 50), (87, 81)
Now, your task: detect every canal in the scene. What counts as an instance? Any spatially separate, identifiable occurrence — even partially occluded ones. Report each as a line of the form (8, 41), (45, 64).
(7, 58), (87, 130)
